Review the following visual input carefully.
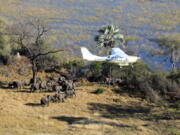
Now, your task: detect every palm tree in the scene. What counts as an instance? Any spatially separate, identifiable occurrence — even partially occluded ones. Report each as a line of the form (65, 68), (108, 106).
(95, 24), (125, 49)
(95, 25), (125, 85)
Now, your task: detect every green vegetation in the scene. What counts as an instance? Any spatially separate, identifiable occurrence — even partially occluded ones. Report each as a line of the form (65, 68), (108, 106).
(95, 25), (125, 49)
(87, 61), (179, 103)
(64, 60), (84, 69)
(168, 69), (180, 85)
(93, 88), (106, 94)
(64, 59), (84, 76)
(154, 34), (180, 70)
(36, 52), (62, 71)
(89, 61), (103, 80)
(0, 21), (11, 64)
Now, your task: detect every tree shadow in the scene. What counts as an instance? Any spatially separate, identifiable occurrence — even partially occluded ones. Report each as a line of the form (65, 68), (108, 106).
(112, 88), (129, 95)
(0, 84), (32, 92)
(88, 102), (180, 121)
(146, 112), (180, 121)
(112, 87), (140, 98)
(88, 103), (151, 119)
(169, 102), (180, 109)
(0, 82), (11, 90)
(0, 86), (11, 90)
(14, 89), (32, 93)
(52, 116), (87, 124)
(25, 103), (41, 107)
(15, 89), (55, 93)
(51, 116), (132, 128)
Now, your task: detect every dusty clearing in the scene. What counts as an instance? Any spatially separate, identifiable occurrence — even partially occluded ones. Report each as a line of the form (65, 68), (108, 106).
(0, 82), (179, 135)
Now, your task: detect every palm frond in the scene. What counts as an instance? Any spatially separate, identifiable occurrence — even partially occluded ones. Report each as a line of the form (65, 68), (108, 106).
(95, 24), (125, 48)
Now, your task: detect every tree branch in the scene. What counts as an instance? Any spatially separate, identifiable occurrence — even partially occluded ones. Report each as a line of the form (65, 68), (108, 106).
(33, 49), (65, 60)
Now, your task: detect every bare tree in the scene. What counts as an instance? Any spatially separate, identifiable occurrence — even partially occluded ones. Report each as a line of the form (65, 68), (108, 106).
(7, 18), (63, 90)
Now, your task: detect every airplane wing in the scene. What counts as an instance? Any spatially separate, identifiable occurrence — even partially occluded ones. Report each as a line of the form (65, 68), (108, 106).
(106, 48), (140, 64)
(110, 48), (128, 57)
(108, 60), (130, 66)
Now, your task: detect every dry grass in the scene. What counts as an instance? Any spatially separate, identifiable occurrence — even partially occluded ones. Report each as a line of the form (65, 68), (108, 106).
(0, 65), (179, 135)
(0, 85), (147, 135)
(0, 67), (179, 135)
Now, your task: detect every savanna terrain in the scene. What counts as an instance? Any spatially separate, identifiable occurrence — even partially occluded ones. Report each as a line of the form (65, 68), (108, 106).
(0, 66), (179, 135)
(0, 0), (179, 135)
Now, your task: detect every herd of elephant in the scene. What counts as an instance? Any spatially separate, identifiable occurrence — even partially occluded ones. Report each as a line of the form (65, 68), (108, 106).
(40, 77), (76, 106)
(40, 90), (76, 106)
(7, 74), (125, 106)
(8, 75), (76, 106)
(8, 76), (76, 92)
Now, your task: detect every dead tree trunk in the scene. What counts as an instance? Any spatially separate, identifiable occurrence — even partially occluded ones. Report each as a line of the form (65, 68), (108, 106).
(170, 49), (176, 71)
(31, 59), (37, 84)
(30, 59), (38, 92)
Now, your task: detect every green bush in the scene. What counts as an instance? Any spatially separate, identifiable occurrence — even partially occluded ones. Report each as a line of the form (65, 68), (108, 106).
(119, 61), (152, 89)
(36, 52), (62, 71)
(101, 62), (120, 77)
(88, 61), (119, 81)
(64, 59), (84, 76)
(89, 62), (103, 81)
(151, 72), (171, 95)
(93, 88), (106, 94)
(87, 61), (178, 102)
(0, 22), (12, 64)
(117, 62), (179, 102)
(64, 60), (84, 69)
(168, 70), (180, 86)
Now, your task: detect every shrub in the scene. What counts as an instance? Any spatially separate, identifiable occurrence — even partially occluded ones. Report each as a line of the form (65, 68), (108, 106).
(118, 62), (179, 102)
(150, 72), (170, 95)
(89, 62), (103, 81)
(138, 81), (163, 103)
(84, 60), (178, 102)
(119, 61), (152, 89)
(64, 60), (84, 69)
(0, 25), (11, 64)
(150, 72), (179, 94)
(88, 61), (120, 82)
(93, 88), (106, 94)
(101, 62), (120, 78)
(64, 59), (84, 77)
(36, 52), (62, 71)
(168, 70), (180, 86)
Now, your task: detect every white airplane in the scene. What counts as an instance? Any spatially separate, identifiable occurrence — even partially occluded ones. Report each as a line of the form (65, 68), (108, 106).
(81, 47), (140, 66)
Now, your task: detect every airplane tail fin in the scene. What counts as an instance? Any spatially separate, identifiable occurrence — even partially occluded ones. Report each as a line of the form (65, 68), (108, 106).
(81, 47), (95, 61)
(80, 47), (107, 61)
